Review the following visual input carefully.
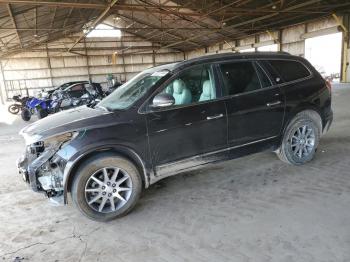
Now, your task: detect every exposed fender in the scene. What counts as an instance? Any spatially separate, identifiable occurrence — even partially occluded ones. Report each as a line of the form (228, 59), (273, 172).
(59, 143), (150, 204)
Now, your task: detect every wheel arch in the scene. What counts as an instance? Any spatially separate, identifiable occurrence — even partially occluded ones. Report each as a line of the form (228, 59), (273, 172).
(279, 105), (322, 147)
(63, 145), (149, 204)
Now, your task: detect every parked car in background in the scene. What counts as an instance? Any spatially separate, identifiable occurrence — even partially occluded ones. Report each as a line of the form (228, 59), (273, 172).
(17, 52), (333, 221)
(45, 81), (89, 96)
(50, 82), (103, 111)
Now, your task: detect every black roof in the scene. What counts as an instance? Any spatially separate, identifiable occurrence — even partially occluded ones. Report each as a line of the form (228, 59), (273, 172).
(146, 51), (308, 75)
(63, 81), (89, 85)
(176, 51), (295, 69)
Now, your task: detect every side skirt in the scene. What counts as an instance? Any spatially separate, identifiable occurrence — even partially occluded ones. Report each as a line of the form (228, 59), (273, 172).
(150, 136), (279, 185)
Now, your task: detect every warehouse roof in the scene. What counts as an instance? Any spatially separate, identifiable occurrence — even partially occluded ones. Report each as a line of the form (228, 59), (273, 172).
(0, 0), (348, 57)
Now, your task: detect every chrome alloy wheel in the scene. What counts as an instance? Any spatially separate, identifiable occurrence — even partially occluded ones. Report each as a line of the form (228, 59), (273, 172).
(85, 167), (132, 213)
(290, 124), (316, 159)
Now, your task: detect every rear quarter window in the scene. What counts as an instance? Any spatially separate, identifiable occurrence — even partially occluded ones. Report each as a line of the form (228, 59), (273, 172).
(268, 60), (311, 83)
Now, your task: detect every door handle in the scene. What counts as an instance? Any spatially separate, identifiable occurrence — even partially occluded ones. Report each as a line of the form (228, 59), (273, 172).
(206, 113), (224, 120)
(266, 101), (282, 107)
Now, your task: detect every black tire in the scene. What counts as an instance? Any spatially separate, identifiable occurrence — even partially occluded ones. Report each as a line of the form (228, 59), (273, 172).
(21, 108), (31, 121)
(36, 108), (48, 119)
(277, 110), (322, 165)
(71, 153), (142, 221)
(8, 104), (20, 115)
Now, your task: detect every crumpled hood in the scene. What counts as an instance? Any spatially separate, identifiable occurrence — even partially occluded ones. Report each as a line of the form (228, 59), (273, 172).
(20, 106), (113, 144)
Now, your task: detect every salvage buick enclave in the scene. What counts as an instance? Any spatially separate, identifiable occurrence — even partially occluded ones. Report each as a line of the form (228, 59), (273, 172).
(17, 52), (333, 221)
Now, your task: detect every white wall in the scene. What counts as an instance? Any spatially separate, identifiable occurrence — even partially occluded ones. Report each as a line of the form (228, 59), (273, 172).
(0, 32), (183, 99)
(184, 17), (340, 59)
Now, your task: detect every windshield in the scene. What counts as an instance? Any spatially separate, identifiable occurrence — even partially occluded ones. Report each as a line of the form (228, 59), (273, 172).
(60, 83), (73, 89)
(98, 70), (169, 110)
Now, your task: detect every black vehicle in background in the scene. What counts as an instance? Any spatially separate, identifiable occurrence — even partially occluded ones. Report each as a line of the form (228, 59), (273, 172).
(18, 52), (333, 221)
(45, 81), (89, 96)
(50, 82), (103, 111)
(44, 81), (102, 98)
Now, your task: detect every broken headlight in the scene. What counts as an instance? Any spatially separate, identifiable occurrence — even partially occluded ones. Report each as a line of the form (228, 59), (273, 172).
(30, 132), (78, 155)
(33, 132), (79, 194)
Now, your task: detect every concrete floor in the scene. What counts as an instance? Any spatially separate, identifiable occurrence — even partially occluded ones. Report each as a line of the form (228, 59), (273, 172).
(0, 85), (350, 262)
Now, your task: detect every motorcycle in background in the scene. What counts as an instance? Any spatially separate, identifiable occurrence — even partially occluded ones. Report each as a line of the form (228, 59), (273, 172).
(21, 96), (51, 121)
(20, 83), (103, 121)
(8, 95), (31, 115)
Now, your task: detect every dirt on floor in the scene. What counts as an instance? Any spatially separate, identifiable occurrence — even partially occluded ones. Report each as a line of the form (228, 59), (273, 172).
(0, 85), (350, 262)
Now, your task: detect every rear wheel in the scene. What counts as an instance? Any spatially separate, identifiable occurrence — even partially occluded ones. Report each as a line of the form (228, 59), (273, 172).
(277, 110), (321, 165)
(71, 153), (142, 221)
(21, 108), (31, 121)
(8, 104), (20, 114)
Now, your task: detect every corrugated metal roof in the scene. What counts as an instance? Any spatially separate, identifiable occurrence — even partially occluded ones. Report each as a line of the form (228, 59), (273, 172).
(0, 0), (348, 57)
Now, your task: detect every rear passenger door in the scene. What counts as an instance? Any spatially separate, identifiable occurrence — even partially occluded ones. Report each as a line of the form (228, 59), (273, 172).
(218, 60), (285, 147)
(261, 59), (316, 124)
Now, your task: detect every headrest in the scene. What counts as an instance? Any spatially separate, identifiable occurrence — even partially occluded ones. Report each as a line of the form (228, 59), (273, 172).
(202, 80), (212, 96)
(173, 79), (186, 94)
(165, 85), (173, 94)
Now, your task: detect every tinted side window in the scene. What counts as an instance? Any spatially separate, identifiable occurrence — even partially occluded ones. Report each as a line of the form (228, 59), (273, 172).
(219, 62), (261, 96)
(268, 60), (310, 82)
(255, 63), (272, 88)
(70, 84), (84, 91)
(161, 65), (216, 106)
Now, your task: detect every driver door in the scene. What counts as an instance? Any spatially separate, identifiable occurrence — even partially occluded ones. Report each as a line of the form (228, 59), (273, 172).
(144, 64), (228, 176)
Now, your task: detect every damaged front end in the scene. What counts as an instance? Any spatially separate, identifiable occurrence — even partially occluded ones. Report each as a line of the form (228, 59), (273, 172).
(17, 132), (78, 204)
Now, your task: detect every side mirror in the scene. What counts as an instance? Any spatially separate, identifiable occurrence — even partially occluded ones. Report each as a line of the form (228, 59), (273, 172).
(151, 93), (175, 108)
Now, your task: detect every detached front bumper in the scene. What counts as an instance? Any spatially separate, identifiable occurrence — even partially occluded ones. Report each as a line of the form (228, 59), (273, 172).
(17, 154), (32, 189)
(16, 146), (66, 197)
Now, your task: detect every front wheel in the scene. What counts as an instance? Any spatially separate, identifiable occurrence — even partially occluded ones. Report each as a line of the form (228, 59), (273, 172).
(71, 153), (142, 221)
(21, 108), (31, 121)
(277, 110), (322, 165)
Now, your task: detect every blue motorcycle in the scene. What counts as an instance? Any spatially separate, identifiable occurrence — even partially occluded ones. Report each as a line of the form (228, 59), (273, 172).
(20, 82), (104, 121)
(21, 96), (52, 121)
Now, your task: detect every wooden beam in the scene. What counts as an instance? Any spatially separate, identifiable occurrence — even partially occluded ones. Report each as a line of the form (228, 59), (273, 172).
(0, 27), (222, 31)
(34, 6), (37, 36)
(0, 0), (348, 16)
(6, 4), (22, 48)
(0, 0), (105, 9)
(0, 1), (202, 16)
(68, 0), (119, 52)
(63, 3), (76, 29)
(159, 0), (322, 50)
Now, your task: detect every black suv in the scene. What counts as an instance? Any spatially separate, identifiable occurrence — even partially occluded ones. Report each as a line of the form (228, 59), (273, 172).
(18, 52), (333, 221)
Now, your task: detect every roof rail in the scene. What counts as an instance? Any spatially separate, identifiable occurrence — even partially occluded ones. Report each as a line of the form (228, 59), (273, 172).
(277, 51), (291, 55)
